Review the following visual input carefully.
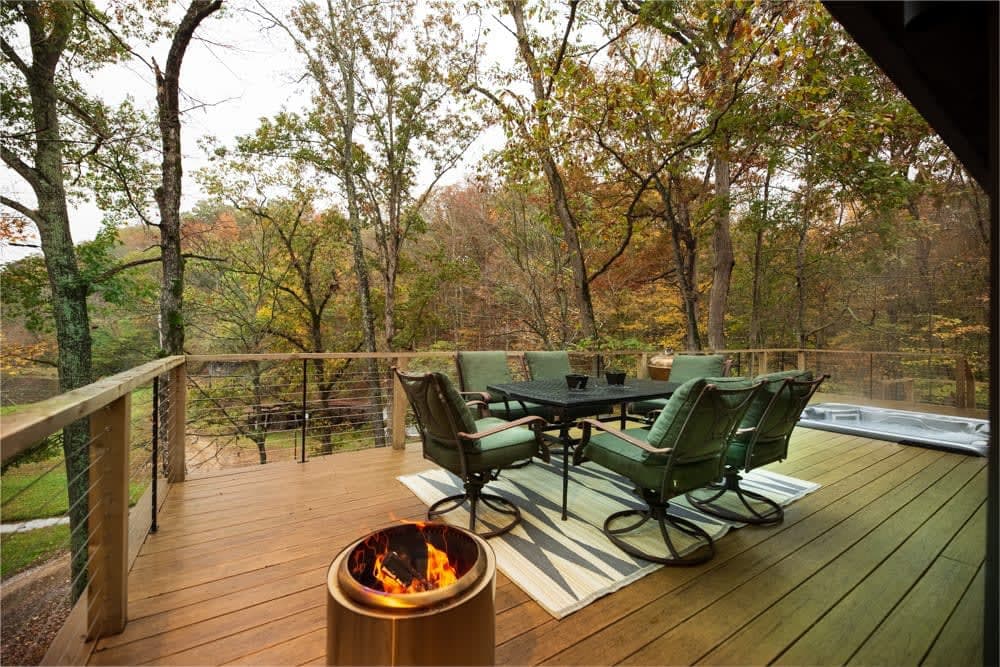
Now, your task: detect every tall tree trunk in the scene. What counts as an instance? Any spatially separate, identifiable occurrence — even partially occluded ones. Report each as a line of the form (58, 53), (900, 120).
(657, 177), (701, 349)
(383, 262), (397, 349)
(749, 162), (773, 347)
(154, 0), (223, 356)
(5, 3), (93, 601)
(507, 0), (597, 341)
(794, 170), (819, 347)
(795, 222), (808, 347)
(336, 4), (387, 446)
(707, 147), (734, 350)
(537, 158), (598, 339)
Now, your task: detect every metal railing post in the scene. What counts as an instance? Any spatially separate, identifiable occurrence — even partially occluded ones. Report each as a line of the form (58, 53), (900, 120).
(301, 360), (309, 463)
(869, 353), (874, 398)
(151, 377), (159, 534)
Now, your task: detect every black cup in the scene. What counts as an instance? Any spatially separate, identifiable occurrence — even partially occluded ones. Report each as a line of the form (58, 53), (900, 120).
(605, 370), (626, 386)
(566, 373), (589, 390)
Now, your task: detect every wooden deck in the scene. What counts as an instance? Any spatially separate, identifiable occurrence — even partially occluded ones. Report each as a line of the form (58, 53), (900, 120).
(89, 428), (987, 665)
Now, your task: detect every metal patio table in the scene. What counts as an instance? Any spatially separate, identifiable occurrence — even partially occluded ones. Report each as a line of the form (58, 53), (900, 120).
(486, 378), (679, 520)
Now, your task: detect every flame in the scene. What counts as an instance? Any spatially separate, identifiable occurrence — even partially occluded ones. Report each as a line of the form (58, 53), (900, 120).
(359, 525), (461, 594)
(425, 541), (458, 589)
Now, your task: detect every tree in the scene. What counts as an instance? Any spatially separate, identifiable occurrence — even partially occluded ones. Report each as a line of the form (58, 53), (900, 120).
(2, 0), (121, 599)
(151, 0), (222, 355)
(623, 0), (787, 349)
(253, 0), (477, 350)
(471, 0), (600, 342)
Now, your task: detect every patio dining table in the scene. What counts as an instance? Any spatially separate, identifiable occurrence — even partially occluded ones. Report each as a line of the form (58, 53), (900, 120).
(486, 377), (679, 519)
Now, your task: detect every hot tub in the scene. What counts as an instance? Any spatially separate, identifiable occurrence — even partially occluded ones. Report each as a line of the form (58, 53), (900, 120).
(798, 403), (989, 457)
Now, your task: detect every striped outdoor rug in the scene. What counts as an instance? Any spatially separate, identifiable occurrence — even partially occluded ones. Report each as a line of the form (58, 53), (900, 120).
(398, 457), (819, 619)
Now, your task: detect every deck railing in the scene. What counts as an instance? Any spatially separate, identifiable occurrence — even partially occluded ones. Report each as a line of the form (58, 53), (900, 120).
(0, 357), (185, 665)
(0, 348), (983, 664)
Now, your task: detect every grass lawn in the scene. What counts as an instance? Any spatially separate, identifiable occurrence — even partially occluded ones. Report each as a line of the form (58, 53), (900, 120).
(0, 524), (69, 579)
(2, 461), (148, 522)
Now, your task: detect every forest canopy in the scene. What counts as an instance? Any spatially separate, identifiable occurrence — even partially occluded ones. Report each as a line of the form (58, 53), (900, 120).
(1, 0), (990, 381)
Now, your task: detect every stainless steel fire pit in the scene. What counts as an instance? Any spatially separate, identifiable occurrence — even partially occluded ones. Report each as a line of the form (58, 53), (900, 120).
(326, 523), (496, 666)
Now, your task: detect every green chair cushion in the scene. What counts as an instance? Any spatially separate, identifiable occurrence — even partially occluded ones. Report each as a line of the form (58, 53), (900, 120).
(584, 428), (668, 489)
(458, 351), (513, 401)
(440, 371), (479, 434)
(524, 351), (573, 379)
(630, 397), (668, 415)
(739, 369), (814, 430)
(425, 417), (538, 473)
(585, 428), (731, 495)
(725, 436), (786, 469)
(646, 377), (751, 455)
(668, 354), (727, 384)
(488, 399), (549, 420)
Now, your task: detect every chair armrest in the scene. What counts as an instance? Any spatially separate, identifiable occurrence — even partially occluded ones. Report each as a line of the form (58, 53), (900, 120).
(458, 415), (547, 440)
(464, 399), (490, 419)
(579, 418), (674, 455)
(459, 391), (491, 402)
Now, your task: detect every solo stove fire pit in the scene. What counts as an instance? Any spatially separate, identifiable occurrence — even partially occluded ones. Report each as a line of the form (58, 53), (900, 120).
(326, 523), (496, 665)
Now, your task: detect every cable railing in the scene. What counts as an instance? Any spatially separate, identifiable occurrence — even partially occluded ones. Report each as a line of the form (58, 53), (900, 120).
(0, 357), (185, 666)
(183, 349), (984, 473)
(0, 347), (983, 664)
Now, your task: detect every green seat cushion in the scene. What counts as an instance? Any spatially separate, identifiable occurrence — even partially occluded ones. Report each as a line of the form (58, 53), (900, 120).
(425, 417), (538, 473)
(584, 428), (725, 495)
(668, 354), (727, 384)
(584, 428), (666, 490)
(458, 351), (513, 401)
(630, 397), (669, 415)
(524, 351), (573, 379)
(487, 399), (550, 420)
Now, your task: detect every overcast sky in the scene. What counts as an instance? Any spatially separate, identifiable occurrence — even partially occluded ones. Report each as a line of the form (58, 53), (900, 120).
(1, 2), (508, 264)
(1, 5), (298, 263)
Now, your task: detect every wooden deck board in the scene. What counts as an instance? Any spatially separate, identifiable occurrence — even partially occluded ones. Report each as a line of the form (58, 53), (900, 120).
(88, 430), (986, 666)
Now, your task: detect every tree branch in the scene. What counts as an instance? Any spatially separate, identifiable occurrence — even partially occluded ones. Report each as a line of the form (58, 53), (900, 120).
(0, 195), (43, 226)
(0, 35), (31, 78)
(544, 0), (580, 99)
(90, 255), (164, 284)
(1, 145), (40, 189)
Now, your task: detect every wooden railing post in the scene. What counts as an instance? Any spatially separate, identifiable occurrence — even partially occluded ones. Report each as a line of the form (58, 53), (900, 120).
(88, 394), (130, 639)
(167, 363), (186, 483)
(637, 353), (649, 379)
(797, 350), (806, 370)
(956, 356), (977, 409)
(760, 351), (769, 375)
(391, 357), (409, 450)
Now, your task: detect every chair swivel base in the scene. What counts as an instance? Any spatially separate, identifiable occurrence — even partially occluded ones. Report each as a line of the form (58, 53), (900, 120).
(686, 472), (784, 525)
(428, 490), (521, 538)
(603, 503), (714, 566)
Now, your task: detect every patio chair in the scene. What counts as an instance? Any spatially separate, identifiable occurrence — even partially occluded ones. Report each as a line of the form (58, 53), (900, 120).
(457, 351), (549, 420)
(687, 370), (828, 525)
(631, 353), (732, 419)
(579, 377), (761, 564)
(394, 368), (549, 537)
(523, 350), (574, 379)
(524, 350), (606, 427)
